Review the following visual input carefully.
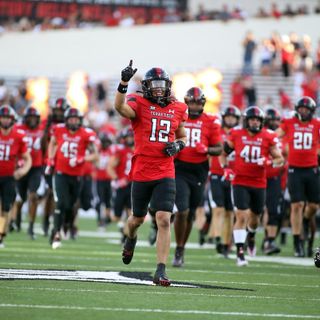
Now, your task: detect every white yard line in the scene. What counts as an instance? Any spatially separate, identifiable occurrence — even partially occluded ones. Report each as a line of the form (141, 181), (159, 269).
(0, 304), (319, 318)
(2, 285), (320, 301)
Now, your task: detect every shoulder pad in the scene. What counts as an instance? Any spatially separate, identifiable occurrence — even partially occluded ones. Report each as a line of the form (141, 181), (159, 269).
(84, 127), (94, 133)
(16, 129), (26, 135)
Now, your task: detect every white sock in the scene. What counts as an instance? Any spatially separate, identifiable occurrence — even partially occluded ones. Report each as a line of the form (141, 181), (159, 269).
(233, 229), (247, 244)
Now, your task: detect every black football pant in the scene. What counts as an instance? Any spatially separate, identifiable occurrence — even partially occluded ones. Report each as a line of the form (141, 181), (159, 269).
(52, 172), (82, 233)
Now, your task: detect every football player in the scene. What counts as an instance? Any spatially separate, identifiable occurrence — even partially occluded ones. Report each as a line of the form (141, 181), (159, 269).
(208, 105), (241, 257)
(14, 106), (45, 239)
(172, 87), (222, 267)
(0, 105), (32, 248)
(114, 60), (187, 286)
(46, 107), (98, 249)
(277, 97), (320, 257)
(41, 97), (70, 236)
(223, 106), (283, 266)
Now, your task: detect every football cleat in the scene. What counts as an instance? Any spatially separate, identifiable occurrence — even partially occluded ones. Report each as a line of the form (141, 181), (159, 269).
(172, 247), (184, 267)
(236, 247), (248, 266)
(153, 271), (171, 287)
(314, 248), (320, 268)
(264, 241), (281, 255)
(247, 238), (257, 257)
(294, 241), (305, 258)
(122, 236), (137, 265)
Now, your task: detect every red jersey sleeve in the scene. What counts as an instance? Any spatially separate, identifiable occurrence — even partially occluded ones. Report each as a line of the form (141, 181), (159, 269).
(18, 130), (28, 155)
(209, 119), (222, 145)
(126, 94), (139, 113)
(279, 119), (288, 133)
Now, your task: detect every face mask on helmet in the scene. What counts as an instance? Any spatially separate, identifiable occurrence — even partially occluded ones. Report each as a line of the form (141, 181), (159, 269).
(295, 96), (316, 122)
(141, 68), (172, 107)
(184, 87), (206, 119)
(0, 105), (16, 129)
(52, 98), (70, 123)
(99, 134), (112, 149)
(64, 108), (82, 131)
(265, 109), (281, 130)
(25, 116), (40, 129)
(243, 107), (264, 133)
(221, 106), (241, 128)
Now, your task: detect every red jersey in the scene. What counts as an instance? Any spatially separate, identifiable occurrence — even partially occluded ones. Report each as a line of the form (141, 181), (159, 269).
(114, 145), (134, 181)
(17, 123), (44, 167)
(266, 135), (283, 178)
(280, 116), (320, 167)
(94, 147), (113, 181)
(228, 127), (278, 188)
(0, 126), (28, 176)
(176, 113), (221, 163)
(127, 94), (188, 181)
(53, 124), (96, 176)
(210, 127), (236, 175)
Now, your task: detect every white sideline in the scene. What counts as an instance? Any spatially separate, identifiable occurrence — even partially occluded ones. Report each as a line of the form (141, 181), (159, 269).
(0, 304), (319, 319)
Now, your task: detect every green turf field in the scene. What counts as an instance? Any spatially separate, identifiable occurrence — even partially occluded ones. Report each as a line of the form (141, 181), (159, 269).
(0, 218), (319, 320)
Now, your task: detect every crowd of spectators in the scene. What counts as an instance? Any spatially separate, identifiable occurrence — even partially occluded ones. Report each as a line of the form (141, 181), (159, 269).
(0, 2), (319, 33)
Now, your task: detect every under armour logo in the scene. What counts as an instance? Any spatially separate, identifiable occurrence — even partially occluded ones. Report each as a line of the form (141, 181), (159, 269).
(168, 109), (175, 114)
(150, 106), (156, 110)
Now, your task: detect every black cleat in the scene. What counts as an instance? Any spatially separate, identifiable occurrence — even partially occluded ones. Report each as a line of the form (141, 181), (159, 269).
(172, 247), (184, 267)
(122, 237), (137, 265)
(264, 241), (281, 255)
(153, 271), (171, 287)
(294, 242), (305, 258)
(216, 243), (223, 254)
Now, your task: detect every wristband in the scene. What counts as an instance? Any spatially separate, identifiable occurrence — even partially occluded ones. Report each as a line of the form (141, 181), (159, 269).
(117, 83), (128, 94)
(177, 140), (186, 151)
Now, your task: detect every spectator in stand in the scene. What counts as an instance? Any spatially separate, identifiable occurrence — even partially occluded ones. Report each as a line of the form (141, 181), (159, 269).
(0, 79), (8, 105)
(218, 4), (231, 22)
(281, 35), (294, 77)
(271, 3), (282, 19)
(256, 7), (269, 18)
(242, 31), (256, 75)
(243, 75), (257, 106)
(259, 39), (275, 76)
(230, 76), (245, 110)
(195, 4), (210, 21)
(279, 88), (292, 110)
(283, 4), (296, 17)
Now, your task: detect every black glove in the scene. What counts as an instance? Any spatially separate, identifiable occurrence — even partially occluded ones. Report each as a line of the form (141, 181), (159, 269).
(164, 141), (185, 157)
(121, 59), (138, 82)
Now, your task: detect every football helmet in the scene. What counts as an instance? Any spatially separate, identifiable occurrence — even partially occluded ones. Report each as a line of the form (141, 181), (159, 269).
(52, 97), (71, 123)
(99, 132), (113, 149)
(314, 247), (320, 268)
(64, 107), (83, 131)
(221, 105), (241, 128)
(265, 107), (281, 131)
(295, 96), (316, 122)
(243, 106), (265, 133)
(141, 68), (172, 107)
(0, 104), (17, 129)
(184, 87), (206, 118)
(23, 106), (40, 129)
(119, 127), (134, 147)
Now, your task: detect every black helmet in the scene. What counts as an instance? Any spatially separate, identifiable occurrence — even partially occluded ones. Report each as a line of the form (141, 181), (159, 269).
(0, 104), (17, 129)
(64, 107), (83, 131)
(119, 127), (134, 147)
(295, 96), (316, 121)
(52, 97), (71, 123)
(141, 67), (172, 107)
(99, 132), (113, 149)
(265, 107), (281, 130)
(184, 87), (206, 118)
(243, 106), (265, 133)
(23, 106), (40, 129)
(221, 105), (241, 128)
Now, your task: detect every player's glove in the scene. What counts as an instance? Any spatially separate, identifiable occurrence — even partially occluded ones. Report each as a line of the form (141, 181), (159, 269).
(69, 156), (85, 168)
(164, 140), (185, 157)
(223, 168), (235, 181)
(44, 158), (55, 176)
(121, 60), (138, 82)
(195, 142), (208, 154)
